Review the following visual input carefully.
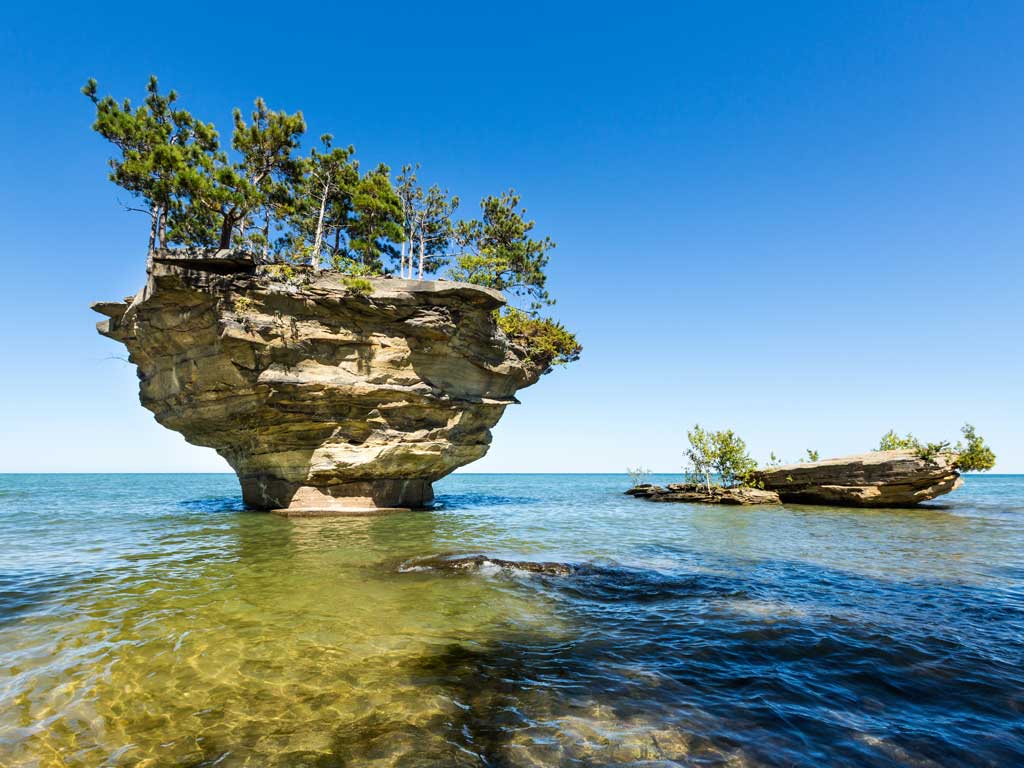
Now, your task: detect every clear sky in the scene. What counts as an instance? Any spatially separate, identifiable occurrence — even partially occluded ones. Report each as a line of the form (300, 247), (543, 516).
(1, 1), (1021, 473)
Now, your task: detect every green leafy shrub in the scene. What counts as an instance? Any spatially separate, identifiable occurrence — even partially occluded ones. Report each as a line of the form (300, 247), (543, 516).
(626, 467), (652, 488)
(685, 424), (758, 491)
(805, 449), (820, 462)
(342, 277), (373, 296)
(952, 424), (996, 471)
(497, 308), (581, 371)
(876, 424), (996, 471)
(915, 441), (951, 462)
(232, 296), (254, 313)
(331, 255), (380, 277)
(878, 430), (920, 451)
(264, 263), (298, 283)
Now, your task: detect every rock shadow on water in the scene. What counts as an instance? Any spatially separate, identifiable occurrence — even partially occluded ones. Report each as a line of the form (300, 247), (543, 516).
(431, 492), (543, 510)
(315, 634), (724, 767)
(0, 568), (82, 628)
(388, 549), (1024, 767)
(177, 495), (249, 514)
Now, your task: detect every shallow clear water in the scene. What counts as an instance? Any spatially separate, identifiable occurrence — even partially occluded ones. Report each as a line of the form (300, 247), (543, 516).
(1, 473), (1022, 767)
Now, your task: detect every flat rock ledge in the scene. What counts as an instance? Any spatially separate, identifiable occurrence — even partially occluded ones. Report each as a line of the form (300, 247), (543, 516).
(626, 483), (781, 505)
(92, 249), (545, 515)
(752, 449), (963, 507)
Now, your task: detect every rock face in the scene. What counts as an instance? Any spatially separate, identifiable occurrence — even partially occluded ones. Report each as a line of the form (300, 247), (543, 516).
(753, 449), (963, 506)
(92, 250), (545, 514)
(626, 483), (781, 505)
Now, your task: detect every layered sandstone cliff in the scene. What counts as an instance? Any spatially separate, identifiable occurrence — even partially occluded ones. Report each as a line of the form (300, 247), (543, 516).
(92, 250), (546, 515)
(753, 449), (963, 506)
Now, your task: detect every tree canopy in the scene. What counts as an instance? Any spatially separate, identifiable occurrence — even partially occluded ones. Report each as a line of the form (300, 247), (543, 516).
(85, 76), (580, 368)
(684, 425), (758, 492)
(448, 191), (554, 311)
(875, 424), (996, 471)
(85, 78), (545, 289)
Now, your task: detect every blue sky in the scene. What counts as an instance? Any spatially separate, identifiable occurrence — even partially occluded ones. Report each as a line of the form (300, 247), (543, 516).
(1, 1), (1021, 472)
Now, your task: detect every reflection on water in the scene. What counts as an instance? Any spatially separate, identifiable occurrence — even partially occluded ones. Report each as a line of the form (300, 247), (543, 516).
(0, 473), (1022, 766)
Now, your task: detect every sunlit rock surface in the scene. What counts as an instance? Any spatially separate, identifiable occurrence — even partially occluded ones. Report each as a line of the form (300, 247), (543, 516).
(754, 449), (963, 506)
(92, 250), (545, 514)
(618, 487), (778, 505)
(626, 483), (781, 505)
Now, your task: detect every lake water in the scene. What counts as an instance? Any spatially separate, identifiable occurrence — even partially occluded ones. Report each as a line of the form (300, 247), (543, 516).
(1, 473), (1022, 767)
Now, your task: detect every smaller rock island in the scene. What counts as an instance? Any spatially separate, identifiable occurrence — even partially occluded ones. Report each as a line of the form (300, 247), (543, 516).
(753, 449), (963, 506)
(627, 450), (965, 509)
(93, 250), (549, 515)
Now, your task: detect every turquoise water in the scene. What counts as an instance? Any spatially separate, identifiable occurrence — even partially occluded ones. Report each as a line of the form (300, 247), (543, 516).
(1, 473), (1022, 767)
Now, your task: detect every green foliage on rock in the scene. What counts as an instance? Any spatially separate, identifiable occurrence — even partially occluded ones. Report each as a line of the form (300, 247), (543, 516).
(875, 424), (996, 471)
(684, 425), (758, 492)
(878, 430), (921, 451)
(85, 77), (580, 371)
(81, 76), (219, 256)
(449, 191), (554, 312)
(83, 79), (550, 288)
(347, 164), (404, 272)
(497, 308), (581, 372)
(952, 424), (996, 471)
(342, 277), (374, 296)
(286, 133), (359, 266)
(395, 165), (460, 279)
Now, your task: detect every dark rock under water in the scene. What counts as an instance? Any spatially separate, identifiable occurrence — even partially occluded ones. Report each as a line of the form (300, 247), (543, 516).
(399, 553), (578, 576)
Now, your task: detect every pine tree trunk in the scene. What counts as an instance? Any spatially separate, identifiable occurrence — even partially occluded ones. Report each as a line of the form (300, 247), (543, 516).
(157, 205), (167, 249)
(262, 208), (271, 260)
(148, 203), (158, 256)
(418, 237), (426, 279)
(312, 186), (329, 269)
(219, 214), (234, 250)
(400, 241), (407, 279)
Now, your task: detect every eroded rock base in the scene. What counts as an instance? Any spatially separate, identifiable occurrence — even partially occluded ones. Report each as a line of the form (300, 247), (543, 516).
(240, 477), (434, 516)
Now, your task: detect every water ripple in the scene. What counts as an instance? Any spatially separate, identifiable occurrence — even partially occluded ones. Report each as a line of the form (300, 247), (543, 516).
(0, 473), (1021, 766)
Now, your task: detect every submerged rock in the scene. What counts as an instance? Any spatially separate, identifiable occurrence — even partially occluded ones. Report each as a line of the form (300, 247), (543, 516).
(752, 449), (963, 506)
(92, 250), (546, 514)
(400, 554), (578, 575)
(626, 483), (781, 505)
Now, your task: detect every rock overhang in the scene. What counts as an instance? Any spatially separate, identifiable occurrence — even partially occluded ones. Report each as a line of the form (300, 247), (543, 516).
(92, 250), (543, 514)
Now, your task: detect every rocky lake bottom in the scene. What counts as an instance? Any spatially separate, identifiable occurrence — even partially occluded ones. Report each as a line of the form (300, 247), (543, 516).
(1, 473), (1022, 767)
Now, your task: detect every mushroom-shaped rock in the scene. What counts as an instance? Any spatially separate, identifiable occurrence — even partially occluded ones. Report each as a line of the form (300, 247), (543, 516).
(93, 251), (546, 515)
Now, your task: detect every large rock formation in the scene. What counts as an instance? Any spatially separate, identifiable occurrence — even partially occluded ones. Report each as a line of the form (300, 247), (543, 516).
(753, 449), (963, 506)
(92, 250), (546, 515)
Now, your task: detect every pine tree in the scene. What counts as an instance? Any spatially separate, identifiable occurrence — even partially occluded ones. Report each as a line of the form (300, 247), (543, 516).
(288, 134), (358, 267)
(82, 76), (217, 256)
(395, 164), (420, 278)
(347, 164), (404, 273)
(229, 98), (306, 256)
(413, 185), (459, 279)
(449, 190), (554, 310)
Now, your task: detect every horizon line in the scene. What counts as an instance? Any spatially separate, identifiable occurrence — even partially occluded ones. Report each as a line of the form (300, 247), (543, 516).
(1, 471), (1021, 477)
